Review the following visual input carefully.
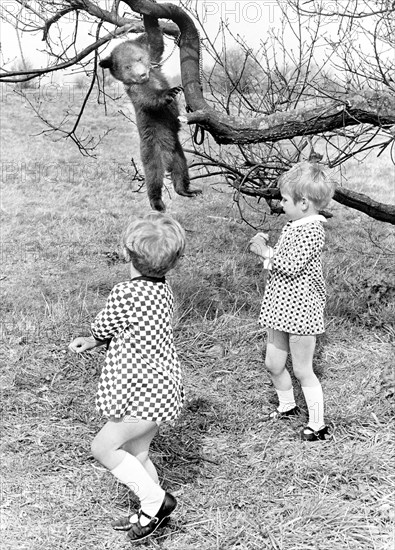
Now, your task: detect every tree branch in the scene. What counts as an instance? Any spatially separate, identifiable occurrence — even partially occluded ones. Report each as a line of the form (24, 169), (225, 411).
(64, 0), (179, 33)
(333, 188), (395, 224)
(183, 91), (395, 144)
(0, 23), (148, 82)
(232, 182), (394, 224)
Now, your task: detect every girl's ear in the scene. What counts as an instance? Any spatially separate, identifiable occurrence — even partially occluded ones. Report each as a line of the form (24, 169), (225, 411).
(123, 247), (131, 262)
(301, 197), (310, 211)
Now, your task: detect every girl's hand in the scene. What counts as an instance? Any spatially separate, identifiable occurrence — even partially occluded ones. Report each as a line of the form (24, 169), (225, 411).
(69, 336), (102, 354)
(249, 233), (270, 258)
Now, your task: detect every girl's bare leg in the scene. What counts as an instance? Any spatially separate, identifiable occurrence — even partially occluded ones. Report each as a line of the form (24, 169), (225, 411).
(91, 417), (158, 471)
(265, 329), (291, 390)
(265, 329), (297, 413)
(289, 334), (318, 387)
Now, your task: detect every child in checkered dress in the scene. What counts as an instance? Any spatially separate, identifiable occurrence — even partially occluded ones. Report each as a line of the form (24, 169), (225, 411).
(249, 162), (335, 442)
(69, 212), (185, 542)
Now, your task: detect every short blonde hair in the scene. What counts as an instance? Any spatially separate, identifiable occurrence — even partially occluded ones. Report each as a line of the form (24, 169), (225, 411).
(278, 162), (335, 209)
(123, 212), (186, 277)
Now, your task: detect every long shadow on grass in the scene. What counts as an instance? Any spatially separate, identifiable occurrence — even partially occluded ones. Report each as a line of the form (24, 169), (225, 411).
(152, 397), (216, 488)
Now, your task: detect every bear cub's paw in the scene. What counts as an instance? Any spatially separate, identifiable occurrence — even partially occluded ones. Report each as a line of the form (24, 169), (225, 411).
(175, 187), (203, 198)
(165, 86), (184, 104)
(149, 197), (167, 212)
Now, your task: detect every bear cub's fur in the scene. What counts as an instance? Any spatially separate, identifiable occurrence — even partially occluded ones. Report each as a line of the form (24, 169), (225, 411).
(99, 17), (201, 211)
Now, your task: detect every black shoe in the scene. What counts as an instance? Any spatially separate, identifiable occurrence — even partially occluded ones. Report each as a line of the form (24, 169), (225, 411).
(265, 406), (300, 421)
(127, 492), (177, 542)
(111, 515), (136, 531)
(112, 514), (170, 532)
(301, 424), (333, 442)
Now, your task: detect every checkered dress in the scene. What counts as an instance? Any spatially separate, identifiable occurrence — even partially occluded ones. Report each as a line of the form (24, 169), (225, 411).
(259, 216), (327, 335)
(91, 276), (184, 422)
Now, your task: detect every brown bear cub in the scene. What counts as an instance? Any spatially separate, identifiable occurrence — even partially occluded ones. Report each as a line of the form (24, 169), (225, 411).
(99, 16), (201, 211)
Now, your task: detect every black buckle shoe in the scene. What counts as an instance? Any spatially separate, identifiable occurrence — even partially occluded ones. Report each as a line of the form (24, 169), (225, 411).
(111, 515), (135, 531)
(127, 492), (177, 542)
(112, 515), (171, 532)
(301, 423), (333, 441)
(265, 406), (300, 421)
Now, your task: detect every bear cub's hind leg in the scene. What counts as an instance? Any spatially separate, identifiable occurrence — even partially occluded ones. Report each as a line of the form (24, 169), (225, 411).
(171, 142), (203, 198)
(141, 149), (167, 212)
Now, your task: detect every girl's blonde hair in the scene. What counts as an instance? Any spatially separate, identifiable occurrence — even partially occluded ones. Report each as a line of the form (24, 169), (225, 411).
(123, 212), (186, 277)
(278, 162), (335, 209)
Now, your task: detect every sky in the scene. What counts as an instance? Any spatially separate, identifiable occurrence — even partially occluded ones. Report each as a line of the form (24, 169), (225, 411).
(0, 1), (314, 79)
(0, 1), (383, 81)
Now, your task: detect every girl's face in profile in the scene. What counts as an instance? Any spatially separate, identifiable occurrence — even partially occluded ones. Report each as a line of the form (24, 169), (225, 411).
(280, 192), (305, 221)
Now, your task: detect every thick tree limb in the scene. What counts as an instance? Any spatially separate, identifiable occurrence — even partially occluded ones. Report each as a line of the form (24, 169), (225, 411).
(235, 185), (395, 224)
(333, 188), (395, 225)
(183, 92), (395, 145)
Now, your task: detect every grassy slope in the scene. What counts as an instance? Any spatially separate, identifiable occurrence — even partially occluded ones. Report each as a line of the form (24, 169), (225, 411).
(1, 89), (394, 550)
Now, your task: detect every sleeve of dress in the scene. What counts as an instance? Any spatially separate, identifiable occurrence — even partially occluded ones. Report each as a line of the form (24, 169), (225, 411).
(263, 247), (274, 270)
(91, 284), (134, 341)
(272, 224), (325, 277)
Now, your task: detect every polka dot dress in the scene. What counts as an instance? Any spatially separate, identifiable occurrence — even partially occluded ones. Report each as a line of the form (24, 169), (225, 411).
(92, 276), (184, 422)
(259, 216), (327, 335)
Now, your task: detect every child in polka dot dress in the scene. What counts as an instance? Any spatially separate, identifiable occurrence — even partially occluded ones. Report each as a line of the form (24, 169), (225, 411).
(249, 162), (335, 442)
(69, 212), (185, 542)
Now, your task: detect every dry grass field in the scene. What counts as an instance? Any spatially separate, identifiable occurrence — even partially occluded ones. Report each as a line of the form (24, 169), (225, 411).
(1, 87), (394, 550)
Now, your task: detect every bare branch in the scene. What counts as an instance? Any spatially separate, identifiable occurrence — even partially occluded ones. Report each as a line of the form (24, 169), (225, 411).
(0, 24), (142, 82)
(43, 8), (77, 41)
(333, 187), (395, 224)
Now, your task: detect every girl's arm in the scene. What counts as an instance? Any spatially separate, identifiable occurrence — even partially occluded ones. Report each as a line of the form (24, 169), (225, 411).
(90, 283), (134, 341)
(249, 233), (272, 257)
(249, 233), (274, 269)
(272, 224), (325, 276)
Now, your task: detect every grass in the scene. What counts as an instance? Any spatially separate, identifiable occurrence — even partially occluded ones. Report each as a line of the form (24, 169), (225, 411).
(1, 87), (394, 550)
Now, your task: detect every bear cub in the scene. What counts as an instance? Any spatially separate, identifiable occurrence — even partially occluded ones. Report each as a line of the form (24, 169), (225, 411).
(99, 17), (201, 211)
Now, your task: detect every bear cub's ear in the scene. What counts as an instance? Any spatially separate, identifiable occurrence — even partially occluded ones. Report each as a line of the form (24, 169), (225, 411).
(99, 58), (112, 69)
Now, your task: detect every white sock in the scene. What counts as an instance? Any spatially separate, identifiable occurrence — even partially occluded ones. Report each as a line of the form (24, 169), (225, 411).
(302, 384), (325, 431)
(111, 452), (165, 527)
(276, 388), (296, 412)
